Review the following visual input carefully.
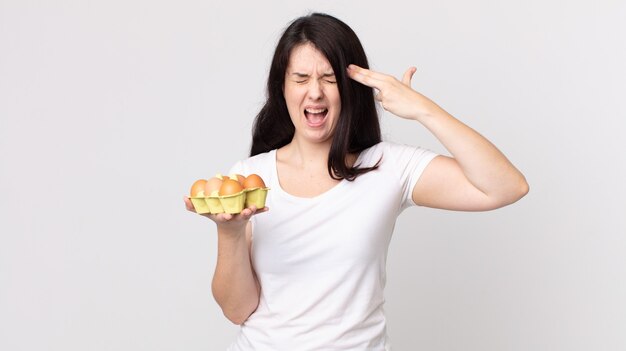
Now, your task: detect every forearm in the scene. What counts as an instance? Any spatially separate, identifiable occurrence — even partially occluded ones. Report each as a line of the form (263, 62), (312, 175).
(416, 100), (529, 201)
(211, 228), (259, 325)
(346, 64), (528, 206)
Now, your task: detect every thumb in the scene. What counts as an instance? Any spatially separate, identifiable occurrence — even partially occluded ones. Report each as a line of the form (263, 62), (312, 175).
(402, 66), (417, 86)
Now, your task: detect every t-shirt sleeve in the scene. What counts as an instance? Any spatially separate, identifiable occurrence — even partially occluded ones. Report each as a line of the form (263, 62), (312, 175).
(385, 142), (438, 211)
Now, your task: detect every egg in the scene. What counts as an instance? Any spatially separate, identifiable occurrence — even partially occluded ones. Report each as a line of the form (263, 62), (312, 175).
(219, 178), (244, 196)
(243, 174), (266, 189)
(215, 173), (229, 180)
(204, 177), (223, 197)
(190, 179), (207, 197)
(229, 173), (246, 185)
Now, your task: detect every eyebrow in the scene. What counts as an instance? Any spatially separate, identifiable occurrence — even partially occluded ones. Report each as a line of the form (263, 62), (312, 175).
(290, 72), (336, 78)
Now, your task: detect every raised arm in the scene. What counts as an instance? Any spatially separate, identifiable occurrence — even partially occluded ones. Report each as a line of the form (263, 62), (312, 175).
(184, 197), (264, 324)
(347, 65), (528, 211)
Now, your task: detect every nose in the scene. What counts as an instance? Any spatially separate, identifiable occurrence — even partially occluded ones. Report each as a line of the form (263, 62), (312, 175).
(307, 79), (324, 100)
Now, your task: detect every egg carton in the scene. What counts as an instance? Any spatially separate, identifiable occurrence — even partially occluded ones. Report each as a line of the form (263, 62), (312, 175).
(190, 187), (269, 214)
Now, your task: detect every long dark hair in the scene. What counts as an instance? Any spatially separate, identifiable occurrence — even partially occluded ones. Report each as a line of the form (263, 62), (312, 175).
(250, 13), (381, 181)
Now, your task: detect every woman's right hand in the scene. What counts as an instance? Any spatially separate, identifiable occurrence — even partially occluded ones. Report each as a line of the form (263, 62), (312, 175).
(185, 195), (264, 324)
(183, 196), (268, 234)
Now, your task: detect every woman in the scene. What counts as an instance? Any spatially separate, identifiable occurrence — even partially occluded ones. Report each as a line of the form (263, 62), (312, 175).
(185, 12), (528, 350)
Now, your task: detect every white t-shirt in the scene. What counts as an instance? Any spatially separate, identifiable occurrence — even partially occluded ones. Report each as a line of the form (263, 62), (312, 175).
(226, 141), (437, 351)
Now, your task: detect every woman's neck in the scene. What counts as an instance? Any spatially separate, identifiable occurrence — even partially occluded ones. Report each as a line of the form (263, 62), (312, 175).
(279, 138), (331, 171)
(277, 137), (359, 178)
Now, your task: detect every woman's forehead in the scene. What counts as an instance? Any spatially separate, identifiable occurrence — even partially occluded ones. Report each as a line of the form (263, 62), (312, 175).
(287, 43), (334, 73)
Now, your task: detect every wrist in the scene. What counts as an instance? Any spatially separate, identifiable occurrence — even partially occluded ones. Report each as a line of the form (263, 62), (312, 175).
(216, 227), (248, 255)
(412, 99), (448, 124)
(217, 222), (248, 239)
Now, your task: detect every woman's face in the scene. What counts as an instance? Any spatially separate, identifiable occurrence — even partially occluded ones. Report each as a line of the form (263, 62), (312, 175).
(283, 43), (341, 145)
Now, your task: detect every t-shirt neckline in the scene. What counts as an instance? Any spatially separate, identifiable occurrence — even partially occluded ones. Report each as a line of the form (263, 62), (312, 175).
(270, 149), (364, 203)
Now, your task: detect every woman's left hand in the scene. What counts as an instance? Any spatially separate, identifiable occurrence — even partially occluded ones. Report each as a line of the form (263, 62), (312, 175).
(348, 64), (529, 211)
(347, 64), (438, 121)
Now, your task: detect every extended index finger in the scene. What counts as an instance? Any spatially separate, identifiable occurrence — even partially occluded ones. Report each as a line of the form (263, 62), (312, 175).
(347, 64), (386, 88)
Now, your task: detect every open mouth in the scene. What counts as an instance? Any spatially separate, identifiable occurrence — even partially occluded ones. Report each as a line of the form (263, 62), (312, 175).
(304, 108), (328, 127)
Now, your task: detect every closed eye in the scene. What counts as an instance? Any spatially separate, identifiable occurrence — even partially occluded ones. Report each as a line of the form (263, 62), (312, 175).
(290, 72), (335, 84)
(292, 73), (309, 84)
(322, 73), (336, 84)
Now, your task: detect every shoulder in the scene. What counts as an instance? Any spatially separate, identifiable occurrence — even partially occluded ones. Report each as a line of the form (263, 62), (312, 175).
(358, 141), (435, 167)
(242, 150), (275, 168)
(229, 150), (275, 180)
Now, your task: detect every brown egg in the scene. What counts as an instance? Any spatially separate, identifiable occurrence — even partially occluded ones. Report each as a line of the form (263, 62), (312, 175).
(243, 174), (266, 189)
(229, 173), (246, 185)
(190, 179), (207, 197)
(204, 177), (223, 196)
(219, 178), (244, 196)
(215, 174), (229, 181)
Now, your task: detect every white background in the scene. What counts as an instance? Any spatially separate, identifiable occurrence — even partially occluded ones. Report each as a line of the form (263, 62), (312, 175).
(1, 1), (625, 350)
